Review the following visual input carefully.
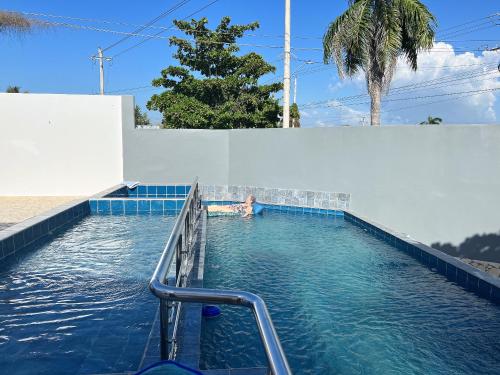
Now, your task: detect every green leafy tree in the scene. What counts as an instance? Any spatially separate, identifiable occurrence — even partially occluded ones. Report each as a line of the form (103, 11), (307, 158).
(290, 103), (301, 128)
(323, 0), (436, 126)
(147, 17), (282, 129)
(6, 85), (21, 93)
(135, 105), (151, 126)
(420, 116), (442, 125)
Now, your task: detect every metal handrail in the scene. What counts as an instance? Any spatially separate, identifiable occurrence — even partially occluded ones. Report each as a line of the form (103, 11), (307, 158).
(149, 179), (292, 375)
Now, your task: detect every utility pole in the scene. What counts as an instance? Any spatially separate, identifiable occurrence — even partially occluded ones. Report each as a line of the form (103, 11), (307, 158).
(293, 76), (297, 104)
(92, 47), (112, 95)
(283, 0), (291, 128)
(292, 61), (313, 104)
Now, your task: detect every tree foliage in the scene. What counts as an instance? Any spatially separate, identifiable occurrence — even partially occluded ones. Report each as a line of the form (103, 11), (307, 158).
(147, 17), (282, 129)
(0, 11), (39, 35)
(420, 115), (442, 125)
(6, 85), (21, 93)
(323, 0), (436, 126)
(135, 105), (151, 126)
(290, 103), (301, 128)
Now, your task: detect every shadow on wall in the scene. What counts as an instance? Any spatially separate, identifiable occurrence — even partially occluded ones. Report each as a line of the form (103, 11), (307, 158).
(432, 230), (500, 263)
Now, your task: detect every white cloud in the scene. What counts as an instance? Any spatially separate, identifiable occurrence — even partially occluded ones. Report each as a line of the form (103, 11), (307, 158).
(305, 42), (499, 125)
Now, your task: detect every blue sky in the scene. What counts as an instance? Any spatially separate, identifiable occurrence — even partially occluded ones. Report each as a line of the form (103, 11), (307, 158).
(1, 0), (499, 126)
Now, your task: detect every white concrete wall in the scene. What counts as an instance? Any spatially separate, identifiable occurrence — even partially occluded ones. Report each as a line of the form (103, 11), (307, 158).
(0, 93), (131, 196)
(123, 126), (500, 251)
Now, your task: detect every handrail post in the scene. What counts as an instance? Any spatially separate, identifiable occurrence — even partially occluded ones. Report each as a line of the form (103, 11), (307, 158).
(159, 298), (170, 360)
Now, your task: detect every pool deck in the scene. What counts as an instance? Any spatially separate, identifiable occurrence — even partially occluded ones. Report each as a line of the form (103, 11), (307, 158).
(461, 258), (500, 278)
(0, 196), (83, 229)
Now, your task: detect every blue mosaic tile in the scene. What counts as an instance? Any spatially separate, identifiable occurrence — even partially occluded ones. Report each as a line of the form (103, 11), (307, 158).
(138, 200), (151, 213)
(446, 264), (457, 282)
(437, 258), (447, 275)
(428, 255), (438, 269)
(3, 236), (15, 256)
(478, 279), (492, 298)
(186, 185), (191, 193)
(23, 227), (34, 244)
(111, 200), (124, 215)
(167, 186), (175, 196)
(176, 200), (185, 210)
(125, 200), (138, 214)
(137, 186), (147, 195)
(175, 185), (186, 196)
(151, 200), (163, 213)
(456, 268), (468, 287)
(147, 185), (157, 196)
(492, 286), (500, 304)
(97, 200), (111, 214)
(467, 275), (479, 292)
(165, 200), (176, 210)
(421, 251), (430, 265)
(157, 186), (167, 197)
(128, 188), (138, 197)
(13, 232), (25, 251)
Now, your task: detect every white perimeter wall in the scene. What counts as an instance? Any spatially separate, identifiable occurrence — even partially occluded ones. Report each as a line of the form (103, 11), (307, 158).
(0, 93), (131, 196)
(123, 125), (500, 249)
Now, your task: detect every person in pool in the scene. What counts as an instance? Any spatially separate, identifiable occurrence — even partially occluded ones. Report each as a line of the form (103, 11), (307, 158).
(207, 195), (256, 217)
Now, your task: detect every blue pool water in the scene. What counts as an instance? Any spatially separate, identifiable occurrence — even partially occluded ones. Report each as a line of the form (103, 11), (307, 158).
(0, 215), (174, 375)
(200, 212), (500, 374)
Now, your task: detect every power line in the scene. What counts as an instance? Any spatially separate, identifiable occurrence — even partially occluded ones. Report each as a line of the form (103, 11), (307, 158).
(323, 87), (500, 108)
(8, 9), (500, 43)
(301, 69), (499, 108)
(113, 0), (221, 58)
(382, 88), (499, 115)
(16, 15), (498, 54)
(102, 0), (193, 52)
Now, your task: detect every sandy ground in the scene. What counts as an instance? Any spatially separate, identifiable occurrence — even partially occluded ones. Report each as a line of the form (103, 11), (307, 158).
(0, 196), (83, 228)
(459, 258), (500, 278)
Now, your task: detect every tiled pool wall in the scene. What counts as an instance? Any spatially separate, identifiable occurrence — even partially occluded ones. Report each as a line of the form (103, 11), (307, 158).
(89, 198), (186, 215)
(0, 199), (90, 262)
(204, 200), (344, 217)
(344, 211), (500, 304)
(200, 185), (350, 210)
(104, 184), (192, 198)
(90, 184), (192, 215)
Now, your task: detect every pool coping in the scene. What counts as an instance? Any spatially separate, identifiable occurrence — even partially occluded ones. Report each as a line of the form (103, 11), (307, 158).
(0, 197), (90, 262)
(343, 210), (500, 303)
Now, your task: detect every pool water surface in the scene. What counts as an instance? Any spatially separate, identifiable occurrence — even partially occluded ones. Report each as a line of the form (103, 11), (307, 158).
(200, 212), (500, 374)
(0, 215), (174, 375)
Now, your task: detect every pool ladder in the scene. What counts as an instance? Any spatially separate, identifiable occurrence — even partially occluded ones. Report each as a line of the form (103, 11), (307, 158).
(149, 179), (292, 375)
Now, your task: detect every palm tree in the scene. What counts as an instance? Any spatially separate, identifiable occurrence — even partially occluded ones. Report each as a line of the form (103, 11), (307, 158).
(323, 0), (436, 126)
(420, 116), (442, 125)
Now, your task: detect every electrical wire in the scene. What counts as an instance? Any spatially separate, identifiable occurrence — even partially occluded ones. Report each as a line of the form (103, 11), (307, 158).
(102, 0), (193, 52)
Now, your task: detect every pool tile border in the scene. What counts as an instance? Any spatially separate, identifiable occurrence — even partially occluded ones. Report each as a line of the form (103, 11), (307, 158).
(343, 211), (500, 304)
(89, 198), (186, 215)
(0, 199), (90, 262)
(203, 200), (344, 217)
(100, 183), (192, 199)
(201, 185), (350, 210)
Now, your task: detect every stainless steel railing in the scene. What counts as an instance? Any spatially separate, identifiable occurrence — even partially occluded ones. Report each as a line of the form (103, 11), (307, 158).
(149, 179), (292, 375)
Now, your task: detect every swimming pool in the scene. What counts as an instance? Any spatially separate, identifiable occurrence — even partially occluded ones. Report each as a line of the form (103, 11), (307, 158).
(0, 214), (175, 375)
(200, 212), (500, 374)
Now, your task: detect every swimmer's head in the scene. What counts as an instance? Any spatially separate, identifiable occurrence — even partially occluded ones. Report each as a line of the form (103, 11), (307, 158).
(245, 195), (256, 205)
